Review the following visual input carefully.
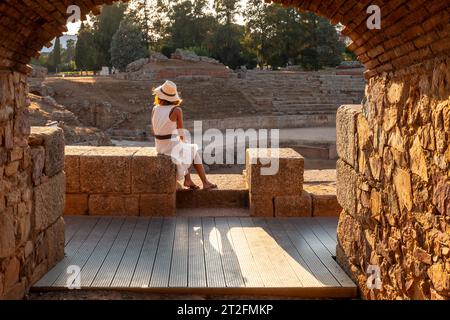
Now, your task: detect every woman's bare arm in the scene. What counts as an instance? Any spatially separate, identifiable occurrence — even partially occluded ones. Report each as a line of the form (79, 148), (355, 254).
(170, 107), (185, 140)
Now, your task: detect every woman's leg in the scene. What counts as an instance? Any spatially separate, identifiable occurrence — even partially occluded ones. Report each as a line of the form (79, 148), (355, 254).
(183, 172), (199, 189)
(193, 163), (216, 189)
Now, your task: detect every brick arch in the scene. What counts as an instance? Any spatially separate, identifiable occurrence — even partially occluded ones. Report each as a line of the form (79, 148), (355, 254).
(0, 1), (449, 76)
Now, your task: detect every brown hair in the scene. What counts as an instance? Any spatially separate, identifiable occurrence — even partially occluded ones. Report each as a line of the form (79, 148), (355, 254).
(154, 95), (182, 106)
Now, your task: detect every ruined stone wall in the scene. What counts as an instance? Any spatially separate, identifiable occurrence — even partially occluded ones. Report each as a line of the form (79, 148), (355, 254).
(336, 57), (450, 300)
(0, 70), (64, 299)
(64, 146), (176, 216)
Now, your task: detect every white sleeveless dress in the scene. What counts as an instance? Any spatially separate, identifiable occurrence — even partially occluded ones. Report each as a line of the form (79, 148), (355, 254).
(151, 104), (201, 180)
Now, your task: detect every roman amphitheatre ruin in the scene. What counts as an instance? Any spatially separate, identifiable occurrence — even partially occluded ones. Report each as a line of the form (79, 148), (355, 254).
(0, 0), (449, 301)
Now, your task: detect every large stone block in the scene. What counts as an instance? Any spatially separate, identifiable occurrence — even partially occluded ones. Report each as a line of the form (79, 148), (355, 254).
(89, 194), (139, 216)
(30, 146), (44, 186)
(43, 217), (65, 268)
(131, 148), (176, 194)
(312, 194), (343, 217)
(249, 193), (274, 217)
(139, 194), (176, 216)
(65, 154), (80, 193)
(246, 148), (304, 196)
(34, 172), (65, 232)
(30, 127), (65, 177)
(336, 105), (362, 167)
(65, 194), (88, 215)
(336, 159), (357, 216)
(80, 147), (139, 194)
(274, 192), (312, 217)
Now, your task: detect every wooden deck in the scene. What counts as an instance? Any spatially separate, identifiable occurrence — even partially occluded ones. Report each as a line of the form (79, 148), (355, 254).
(32, 216), (356, 298)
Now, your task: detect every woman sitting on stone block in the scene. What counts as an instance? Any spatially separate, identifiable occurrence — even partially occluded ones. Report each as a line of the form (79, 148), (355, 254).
(151, 80), (217, 190)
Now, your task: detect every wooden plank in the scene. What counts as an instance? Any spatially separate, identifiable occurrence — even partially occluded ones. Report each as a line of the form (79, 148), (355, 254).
(64, 216), (83, 245)
(34, 217), (99, 287)
(150, 218), (176, 287)
(188, 217), (207, 288)
(280, 219), (340, 287)
(110, 217), (151, 287)
(263, 218), (323, 287)
(293, 218), (355, 288)
(169, 217), (189, 287)
(304, 218), (337, 255)
(226, 218), (264, 288)
(79, 217), (125, 287)
(65, 217), (99, 256)
(240, 218), (301, 288)
(130, 218), (163, 288)
(53, 217), (113, 287)
(202, 217), (226, 288)
(315, 217), (338, 241)
(214, 218), (245, 288)
(91, 217), (138, 287)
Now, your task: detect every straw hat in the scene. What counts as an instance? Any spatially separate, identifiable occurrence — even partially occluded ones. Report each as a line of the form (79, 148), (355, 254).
(153, 80), (181, 102)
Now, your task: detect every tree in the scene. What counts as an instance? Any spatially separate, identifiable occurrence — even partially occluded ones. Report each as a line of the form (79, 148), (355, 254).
(110, 19), (148, 71)
(91, 3), (127, 68)
(165, 0), (216, 51)
(206, 23), (245, 69)
(47, 37), (62, 72)
(127, 0), (153, 48)
(243, 1), (345, 69)
(65, 39), (76, 62)
(75, 22), (97, 71)
(214, 0), (240, 25)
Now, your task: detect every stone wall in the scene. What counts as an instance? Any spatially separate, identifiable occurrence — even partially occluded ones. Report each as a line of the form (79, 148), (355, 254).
(336, 57), (450, 300)
(0, 69), (65, 300)
(64, 146), (176, 216)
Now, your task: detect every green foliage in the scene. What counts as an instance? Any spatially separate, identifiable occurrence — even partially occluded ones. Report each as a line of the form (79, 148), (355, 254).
(214, 0), (240, 25)
(166, 0), (216, 50)
(111, 20), (149, 71)
(71, 0), (350, 71)
(46, 37), (61, 72)
(244, 1), (346, 69)
(75, 22), (98, 71)
(206, 23), (244, 69)
(91, 3), (127, 68)
(183, 46), (209, 57)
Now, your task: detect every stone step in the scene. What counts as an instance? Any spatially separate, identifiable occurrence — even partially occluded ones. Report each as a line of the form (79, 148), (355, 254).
(176, 174), (249, 209)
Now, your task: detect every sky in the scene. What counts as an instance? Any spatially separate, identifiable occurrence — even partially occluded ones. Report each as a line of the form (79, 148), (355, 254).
(66, 0), (248, 35)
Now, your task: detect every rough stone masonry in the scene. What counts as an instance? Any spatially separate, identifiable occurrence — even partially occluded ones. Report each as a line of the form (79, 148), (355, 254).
(336, 57), (450, 300)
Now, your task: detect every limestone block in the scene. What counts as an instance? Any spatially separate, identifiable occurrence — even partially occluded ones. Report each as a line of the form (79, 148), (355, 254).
(131, 147), (176, 194)
(246, 148), (304, 196)
(0, 213), (15, 258)
(336, 159), (357, 216)
(44, 217), (65, 268)
(336, 105), (362, 167)
(30, 127), (65, 177)
(31, 146), (45, 186)
(65, 194), (88, 215)
(139, 194), (176, 216)
(80, 147), (139, 194)
(89, 194), (139, 216)
(312, 194), (343, 217)
(274, 192), (312, 217)
(249, 193), (274, 217)
(65, 155), (80, 193)
(34, 172), (65, 232)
